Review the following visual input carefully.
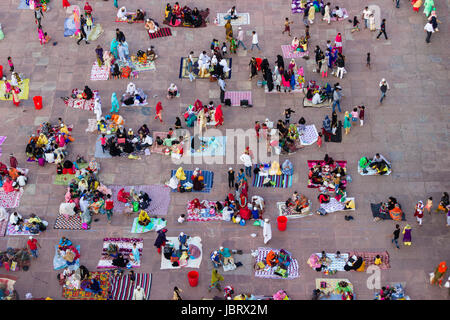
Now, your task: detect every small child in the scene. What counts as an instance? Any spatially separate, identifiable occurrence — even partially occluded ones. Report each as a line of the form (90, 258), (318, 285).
(425, 197), (433, 215)
(9, 153), (18, 168)
(351, 108), (359, 122)
(351, 16), (360, 32)
(282, 17), (293, 37)
(374, 255), (382, 265)
(317, 132), (322, 148)
(284, 108), (295, 124)
(7, 57), (14, 73)
(358, 105), (365, 126)
(305, 25), (310, 40)
(100, 134), (107, 153)
(105, 194), (114, 224)
(177, 214), (185, 224)
(86, 14), (93, 31)
(228, 167), (235, 188)
(254, 121), (261, 140)
(335, 251), (341, 259)
(168, 127), (174, 136)
(366, 53), (371, 69)
(326, 40), (332, 51)
(221, 42), (227, 56)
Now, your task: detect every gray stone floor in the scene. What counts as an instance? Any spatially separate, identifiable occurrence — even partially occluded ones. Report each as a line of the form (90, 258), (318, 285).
(0, 0), (449, 300)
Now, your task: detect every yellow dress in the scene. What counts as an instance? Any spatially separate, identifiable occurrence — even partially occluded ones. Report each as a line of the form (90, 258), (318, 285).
(175, 167), (186, 180)
(269, 161), (282, 175)
(308, 6), (315, 21)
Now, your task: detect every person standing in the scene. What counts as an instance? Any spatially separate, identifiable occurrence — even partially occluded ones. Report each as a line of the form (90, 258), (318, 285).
(425, 197), (433, 214)
(9, 154), (18, 168)
(154, 228), (168, 254)
(282, 17), (293, 36)
(308, 4), (315, 24)
(154, 102), (163, 122)
(173, 287), (183, 300)
(236, 27), (247, 50)
(358, 106), (365, 126)
(105, 194), (114, 224)
(228, 168), (235, 188)
(34, 7), (44, 27)
(366, 52), (371, 69)
(379, 78), (390, 104)
(392, 224), (400, 249)
(77, 26), (90, 45)
(335, 33), (343, 54)
(414, 201), (424, 226)
(343, 111), (351, 135)
(362, 6), (371, 29)
(240, 149), (253, 178)
(323, 2), (331, 24)
(263, 218), (272, 244)
(302, 5), (309, 26)
(424, 21), (434, 43)
(336, 53), (345, 79)
(7, 57), (14, 73)
(250, 31), (261, 51)
(63, 0), (71, 9)
(254, 121), (261, 140)
(95, 45), (104, 66)
(132, 285), (146, 300)
(218, 76), (226, 103)
(402, 224), (412, 246)
(187, 55), (195, 82)
(436, 192), (449, 214)
(27, 236), (40, 258)
(208, 269), (224, 292)
(376, 19), (388, 40)
(332, 86), (342, 113)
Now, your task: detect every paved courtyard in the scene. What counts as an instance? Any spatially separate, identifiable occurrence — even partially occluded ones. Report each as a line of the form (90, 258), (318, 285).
(0, 0), (449, 300)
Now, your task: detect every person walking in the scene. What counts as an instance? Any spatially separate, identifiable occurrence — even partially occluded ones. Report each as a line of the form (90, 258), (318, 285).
(95, 45), (104, 66)
(187, 55), (195, 82)
(240, 149), (253, 178)
(218, 76), (226, 103)
(336, 53), (345, 79)
(208, 269), (224, 292)
(228, 168), (235, 188)
(358, 106), (365, 126)
(263, 218), (272, 244)
(414, 201), (424, 226)
(362, 6), (371, 29)
(323, 2), (331, 24)
(302, 5), (309, 26)
(282, 17), (293, 36)
(379, 78), (390, 104)
(105, 194), (114, 224)
(77, 26), (90, 45)
(236, 27), (247, 50)
(254, 121), (261, 140)
(308, 4), (315, 24)
(424, 21), (434, 43)
(366, 52), (371, 69)
(376, 19), (388, 40)
(332, 85), (342, 113)
(425, 197), (433, 214)
(250, 31), (261, 51)
(34, 7), (44, 27)
(132, 285), (146, 300)
(402, 224), (412, 246)
(343, 111), (351, 135)
(27, 236), (40, 258)
(436, 192), (449, 214)
(392, 224), (400, 249)
(173, 287), (183, 300)
(154, 101), (163, 122)
(7, 57), (14, 73)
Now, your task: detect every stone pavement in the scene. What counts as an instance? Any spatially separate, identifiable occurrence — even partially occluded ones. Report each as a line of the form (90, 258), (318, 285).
(0, 0), (449, 300)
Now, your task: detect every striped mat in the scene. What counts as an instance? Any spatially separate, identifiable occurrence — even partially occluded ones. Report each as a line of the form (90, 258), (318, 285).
(148, 27), (172, 40)
(255, 247), (299, 280)
(224, 91), (252, 106)
(0, 213), (8, 237)
(110, 273), (152, 300)
(281, 45), (309, 59)
(348, 251), (390, 270)
(252, 172), (293, 188)
(170, 170), (214, 193)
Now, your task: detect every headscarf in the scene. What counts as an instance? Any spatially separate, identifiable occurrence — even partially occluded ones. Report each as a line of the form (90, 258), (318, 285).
(155, 102), (163, 114)
(214, 105), (224, 124)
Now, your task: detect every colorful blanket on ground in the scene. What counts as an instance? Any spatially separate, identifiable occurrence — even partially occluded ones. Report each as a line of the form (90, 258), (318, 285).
(277, 201), (313, 219)
(54, 245), (81, 271)
(298, 124), (318, 145)
(358, 164), (392, 176)
(53, 163), (89, 185)
(252, 170), (293, 188)
(150, 132), (168, 154)
(6, 222), (34, 236)
(62, 272), (109, 300)
(320, 197), (355, 213)
(330, 8), (349, 21)
(64, 90), (98, 111)
(179, 57), (232, 79)
(97, 238), (143, 269)
(17, 0), (31, 9)
(281, 45), (309, 59)
(370, 203), (406, 221)
(90, 63), (110, 81)
(170, 170), (214, 193)
(313, 252), (349, 272)
(54, 213), (89, 230)
(254, 247), (299, 280)
(163, 8), (209, 28)
(0, 213), (9, 237)
(307, 160), (347, 189)
(224, 91), (252, 106)
(86, 119), (98, 133)
(148, 27), (173, 39)
(186, 200), (225, 221)
(110, 185), (171, 216)
(189, 136), (227, 157)
(0, 79), (30, 101)
(110, 273), (152, 300)
(0, 136), (6, 158)
(0, 189), (24, 209)
(161, 236), (203, 269)
(133, 60), (156, 72)
(130, 217), (166, 233)
(315, 278), (354, 296)
(349, 251), (390, 270)
(216, 13), (250, 26)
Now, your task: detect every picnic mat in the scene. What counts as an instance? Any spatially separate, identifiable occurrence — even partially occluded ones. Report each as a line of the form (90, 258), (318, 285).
(53, 163), (89, 185)
(0, 136), (6, 158)
(0, 189), (24, 209)
(315, 278), (353, 296)
(254, 247), (299, 280)
(277, 201), (313, 219)
(324, 121), (342, 143)
(291, 0), (308, 13)
(6, 222), (34, 236)
(170, 170), (214, 193)
(303, 97), (332, 108)
(110, 185), (171, 216)
(115, 12), (145, 23)
(17, 0), (31, 9)
(163, 9), (209, 28)
(0, 79), (30, 101)
(224, 91), (252, 106)
(54, 213), (90, 230)
(161, 236), (203, 270)
(97, 238), (143, 269)
(358, 164), (392, 176)
(348, 251), (390, 270)
(320, 197), (355, 213)
(110, 273), (152, 300)
(54, 245), (81, 271)
(186, 200), (225, 222)
(216, 13), (250, 26)
(150, 132), (168, 154)
(313, 252), (349, 272)
(90, 63), (110, 81)
(130, 217), (166, 233)
(86, 119), (98, 133)
(371, 203), (406, 221)
(179, 57), (232, 79)
(94, 134), (113, 159)
(189, 136), (227, 157)
(252, 172), (293, 188)
(64, 92), (98, 111)
(307, 160), (347, 188)
(331, 8), (349, 21)
(299, 124), (318, 145)
(86, 24), (104, 42)
(0, 213), (9, 237)
(133, 60), (156, 72)
(62, 271), (109, 300)
(148, 27), (172, 39)
(281, 45), (309, 59)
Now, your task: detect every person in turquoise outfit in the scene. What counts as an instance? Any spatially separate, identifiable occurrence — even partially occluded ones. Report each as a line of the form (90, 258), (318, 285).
(110, 38), (119, 59)
(343, 111), (351, 135)
(110, 92), (120, 113)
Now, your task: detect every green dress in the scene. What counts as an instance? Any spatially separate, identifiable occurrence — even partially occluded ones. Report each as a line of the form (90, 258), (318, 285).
(424, 0), (434, 17)
(343, 115), (351, 129)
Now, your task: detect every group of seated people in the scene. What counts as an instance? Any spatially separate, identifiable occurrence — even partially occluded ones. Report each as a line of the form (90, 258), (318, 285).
(164, 232), (201, 267)
(144, 18), (160, 33)
(56, 237), (81, 267)
(110, 47), (158, 79)
(164, 3), (205, 27)
(310, 154), (346, 194)
(155, 130), (185, 157)
(101, 124), (154, 158)
(121, 82), (147, 106)
(285, 191), (310, 214)
(291, 36), (308, 52)
(25, 120), (74, 166)
(57, 264), (92, 290)
(8, 211), (47, 234)
(117, 188), (153, 224)
(359, 153), (392, 175)
(194, 50), (231, 79)
(116, 7), (146, 22)
(257, 249), (292, 278)
(210, 246), (239, 268)
(0, 162), (27, 194)
(377, 196), (403, 221)
(278, 120), (306, 154)
(167, 167), (205, 192)
(184, 100), (217, 127)
(305, 80), (333, 104)
(96, 114), (125, 134)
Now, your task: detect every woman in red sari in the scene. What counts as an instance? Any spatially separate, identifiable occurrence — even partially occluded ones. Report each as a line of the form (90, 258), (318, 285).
(84, 2), (93, 15)
(173, 2), (182, 16)
(154, 101), (163, 122)
(214, 105), (224, 127)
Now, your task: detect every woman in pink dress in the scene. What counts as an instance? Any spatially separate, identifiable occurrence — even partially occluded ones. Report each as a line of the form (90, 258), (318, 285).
(335, 32), (343, 54)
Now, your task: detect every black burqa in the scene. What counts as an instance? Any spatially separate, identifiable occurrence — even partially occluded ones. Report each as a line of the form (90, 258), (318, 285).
(276, 55), (285, 70)
(261, 58), (274, 92)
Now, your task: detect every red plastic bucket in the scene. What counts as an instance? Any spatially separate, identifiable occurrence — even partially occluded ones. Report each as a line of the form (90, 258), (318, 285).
(187, 271), (199, 287)
(33, 96), (43, 110)
(0, 65), (3, 79)
(277, 216), (288, 231)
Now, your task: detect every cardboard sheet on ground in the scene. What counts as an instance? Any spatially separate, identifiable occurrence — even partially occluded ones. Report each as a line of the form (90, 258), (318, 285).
(216, 13), (250, 26)
(160, 236), (203, 270)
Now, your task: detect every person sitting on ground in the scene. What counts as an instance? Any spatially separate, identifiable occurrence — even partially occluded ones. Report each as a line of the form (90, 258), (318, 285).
(210, 250), (222, 268)
(219, 246), (234, 266)
(371, 153), (391, 168)
(134, 9), (145, 21)
(83, 86), (94, 100)
(167, 83), (178, 99)
(147, 46), (158, 61)
(138, 210), (150, 226)
(145, 19), (159, 33)
(266, 250), (279, 267)
(112, 253), (129, 268)
(117, 7), (128, 21)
